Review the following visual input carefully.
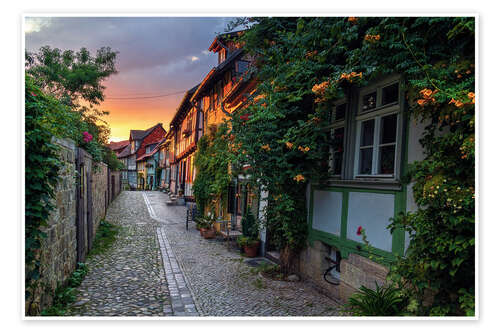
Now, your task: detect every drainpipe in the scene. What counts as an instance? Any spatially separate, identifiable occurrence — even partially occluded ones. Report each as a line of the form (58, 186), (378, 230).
(232, 177), (238, 231)
(192, 101), (201, 143)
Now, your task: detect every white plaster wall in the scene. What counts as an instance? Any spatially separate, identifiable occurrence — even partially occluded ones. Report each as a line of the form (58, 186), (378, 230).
(312, 190), (343, 236)
(347, 192), (395, 252)
(406, 117), (430, 213)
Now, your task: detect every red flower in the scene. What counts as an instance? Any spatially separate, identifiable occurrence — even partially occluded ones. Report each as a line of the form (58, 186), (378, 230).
(240, 113), (250, 121)
(83, 131), (93, 143)
(356, 226), (363, 236)
(30, 92), (37, 97)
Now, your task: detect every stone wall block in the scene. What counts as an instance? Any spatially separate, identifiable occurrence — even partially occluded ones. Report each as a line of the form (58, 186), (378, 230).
(29, 139), (121, 315)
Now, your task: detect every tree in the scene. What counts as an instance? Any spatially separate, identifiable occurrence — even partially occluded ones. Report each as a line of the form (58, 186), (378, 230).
(26, 46), (119, 163)
(25, 46), (117, 107)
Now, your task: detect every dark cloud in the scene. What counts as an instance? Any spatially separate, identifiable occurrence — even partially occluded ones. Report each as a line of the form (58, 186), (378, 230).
(25, 16), (237, 90)
(24, 16), (242, 140)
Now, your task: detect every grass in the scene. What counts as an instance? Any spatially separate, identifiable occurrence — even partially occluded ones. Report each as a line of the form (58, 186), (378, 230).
(41, 220), (120, 316)
(88, 220), (121, 257)
(252, 278), (266, 289)
(40, 263), (88, 316)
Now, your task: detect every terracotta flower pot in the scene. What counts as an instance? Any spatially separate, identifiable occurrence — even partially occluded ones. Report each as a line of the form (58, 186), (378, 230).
(200, 228), (207, 236)
(202, 228), (216, 239)
(244, 241), (260, 258)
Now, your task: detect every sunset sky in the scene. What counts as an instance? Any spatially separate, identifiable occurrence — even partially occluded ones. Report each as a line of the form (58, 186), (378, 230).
(25, 16), (237, 142)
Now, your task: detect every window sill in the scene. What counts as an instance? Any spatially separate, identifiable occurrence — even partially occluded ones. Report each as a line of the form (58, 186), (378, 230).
(324, 178), (402, 191)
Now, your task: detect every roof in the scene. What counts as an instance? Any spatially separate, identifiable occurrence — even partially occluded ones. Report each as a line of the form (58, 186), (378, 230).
(107, 140), (129, 151)
(130, 123), (164, 141)
(168, 84), (199, 128)
(117, 144), (132, 158)
(136, 138), (165, 161)
(208, 30), (246, 52)
(190, 48), (244, 102)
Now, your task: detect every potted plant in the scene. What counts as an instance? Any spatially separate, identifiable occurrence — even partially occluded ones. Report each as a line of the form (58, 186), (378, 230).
(196, 216), (216, 239)
(201, 217), (215, 239)
(237, 236), (260, 258)
(196, 217), (209, 235)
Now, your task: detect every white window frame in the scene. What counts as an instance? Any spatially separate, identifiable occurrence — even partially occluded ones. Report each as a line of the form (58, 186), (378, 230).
(354, 79), (401, 179)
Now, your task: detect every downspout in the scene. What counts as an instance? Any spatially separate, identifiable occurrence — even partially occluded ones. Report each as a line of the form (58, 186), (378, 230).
(192, 101), (201, 143)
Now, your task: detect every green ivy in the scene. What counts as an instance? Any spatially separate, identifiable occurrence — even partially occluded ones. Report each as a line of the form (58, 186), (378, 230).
(25, 75), (65, 313)
(193, 123), (232, 214)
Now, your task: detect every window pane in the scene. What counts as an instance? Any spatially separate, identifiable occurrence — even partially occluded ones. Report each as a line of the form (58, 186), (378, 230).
(382, 83), (399, 105)
(380, 114), (398, 144)
(335, 103), (347, 122)
(331, 127), (344, 175)
(237, 60), (249, 74)
(378, 145), (395, 174)
(360, 119), (375, 146)
(359, 148), (373, 174)
(332, 127), (344, 150)
(333, 152), (343, 175)
(362, 91), (377, 111)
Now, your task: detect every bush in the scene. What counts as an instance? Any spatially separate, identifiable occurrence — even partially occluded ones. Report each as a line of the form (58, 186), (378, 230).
(343, 283), (409, 316)
(241, 211), (258, 239)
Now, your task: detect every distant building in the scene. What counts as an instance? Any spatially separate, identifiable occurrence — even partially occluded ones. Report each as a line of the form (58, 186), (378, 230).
(116, 123), (166, 189)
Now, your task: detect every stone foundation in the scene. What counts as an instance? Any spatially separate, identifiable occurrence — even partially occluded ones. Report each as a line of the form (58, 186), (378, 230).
(299, 240), (389, 303)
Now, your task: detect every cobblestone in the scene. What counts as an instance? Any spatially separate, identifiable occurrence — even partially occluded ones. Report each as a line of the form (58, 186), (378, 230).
(145, 191), (341, 317)
(66, 191), (170, 316)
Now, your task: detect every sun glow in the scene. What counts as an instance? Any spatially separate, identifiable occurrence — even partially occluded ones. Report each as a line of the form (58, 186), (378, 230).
(25, 18), (52, 33)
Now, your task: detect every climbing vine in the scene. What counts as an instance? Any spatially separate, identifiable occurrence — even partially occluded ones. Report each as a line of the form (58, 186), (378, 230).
(25, 75), (65, 313)
(193, 123), (232, 214)
(224, 17), (475, 315)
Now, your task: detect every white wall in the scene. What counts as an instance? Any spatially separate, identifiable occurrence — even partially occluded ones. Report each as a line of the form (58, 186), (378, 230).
(311, 190), (343, 236)
(347, 192), (395, 252)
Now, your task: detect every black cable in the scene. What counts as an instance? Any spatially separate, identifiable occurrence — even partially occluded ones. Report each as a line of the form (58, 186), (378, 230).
(106, 90), (187, 100)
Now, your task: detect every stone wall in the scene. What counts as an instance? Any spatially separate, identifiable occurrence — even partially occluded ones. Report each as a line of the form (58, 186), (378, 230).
(91, 162), (108, 239)
(27, 139), (121, 315)
(30, 138), (77, 314)
(109, 170), (121, 201)
(298, 240), (389, 303)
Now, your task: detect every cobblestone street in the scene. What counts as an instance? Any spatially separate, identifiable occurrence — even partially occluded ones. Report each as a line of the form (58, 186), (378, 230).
(146, 191), (341, 317)
(67, 191), (170, 316)
(68, 191), (341, 317)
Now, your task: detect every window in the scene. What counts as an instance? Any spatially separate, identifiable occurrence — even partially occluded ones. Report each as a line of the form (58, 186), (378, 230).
(236, 60), (249, 75)
(359, 82), (399, 114)
(219, 48), (226, 64)
(358, 119), (375, 175)
(325, 76), (402, 183)
(328, 101), (347, 176)
(355, 80), (400, 177)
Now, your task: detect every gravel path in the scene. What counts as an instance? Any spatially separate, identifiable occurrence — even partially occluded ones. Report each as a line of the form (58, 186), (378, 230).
(67, 191), (170, 317)
(145, 191), (341, 317)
